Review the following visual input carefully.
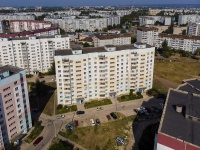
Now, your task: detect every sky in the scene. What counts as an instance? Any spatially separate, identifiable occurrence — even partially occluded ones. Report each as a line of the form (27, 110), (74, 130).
(0, 0), (199, 7)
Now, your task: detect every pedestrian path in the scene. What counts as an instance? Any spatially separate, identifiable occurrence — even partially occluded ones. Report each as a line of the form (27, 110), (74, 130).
(76, 103), (85, 111)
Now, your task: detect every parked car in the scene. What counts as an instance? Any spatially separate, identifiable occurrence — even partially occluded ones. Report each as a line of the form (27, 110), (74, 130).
(74, 120), (79, 127)
(110, 112), (117, 120)
(76, 111), (85, 115)
(106, 115), (111, 121)
(90, 119), (95, 126)
(95, 118), (100, 125)
(96, 107), (103, 111)
(33, 136), (43, 146)
(32, 108), (38, 113)
(66, 124), (74, 130)
(39, 76), (44, 78)
(56, 115), (65, 119)
(116, 137), (126, 145)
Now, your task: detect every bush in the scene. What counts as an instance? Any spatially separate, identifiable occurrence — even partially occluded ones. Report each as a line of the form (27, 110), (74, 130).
(26, 74), (33, 78)
(147, 88), (159, 96)
(57, 104), (63, 110)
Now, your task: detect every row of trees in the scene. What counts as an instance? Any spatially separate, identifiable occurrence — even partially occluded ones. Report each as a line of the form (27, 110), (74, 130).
(158, 40), (200, 58)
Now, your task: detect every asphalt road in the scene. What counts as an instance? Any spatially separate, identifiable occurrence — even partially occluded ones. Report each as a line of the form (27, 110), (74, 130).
(27, 75), (56, 83)
(21, 95), (153, 150)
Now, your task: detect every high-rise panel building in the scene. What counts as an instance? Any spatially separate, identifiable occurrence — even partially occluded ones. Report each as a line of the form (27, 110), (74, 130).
(0, 65), (32, 149)
(0, 35), (70, 74)
(54, 43), (155, 105)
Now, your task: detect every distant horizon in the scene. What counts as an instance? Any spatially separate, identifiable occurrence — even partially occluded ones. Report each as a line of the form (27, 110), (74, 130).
(0, 0), (199, 7)
(2, 4), (200, 7)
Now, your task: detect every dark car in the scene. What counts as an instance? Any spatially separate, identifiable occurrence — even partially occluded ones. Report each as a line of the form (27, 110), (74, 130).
(95, 118), (100, 125)
(76, 111), (85, 115)
(39, 76), (44, 78)
(66, 124), (74, 130)
(106, 115), (111, 121)
(74, 120), (79, 127)
(33, 136), (43, 146)
(110, 112), (117, 120)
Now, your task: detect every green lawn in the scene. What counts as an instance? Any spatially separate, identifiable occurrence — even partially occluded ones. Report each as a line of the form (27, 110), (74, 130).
(117, 93), (143, 102)
(84, 99), (112, 109)
(25, 121), (44, 143)
(56, 105), (77, 114)
(48, 137), (73, 150)
(154, 56), (200, 83)
(59, 115), (135, 150)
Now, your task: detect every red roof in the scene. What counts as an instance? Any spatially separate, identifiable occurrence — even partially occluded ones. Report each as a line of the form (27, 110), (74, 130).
(157, 133), (200, 150)
(0, 27), (60, 38)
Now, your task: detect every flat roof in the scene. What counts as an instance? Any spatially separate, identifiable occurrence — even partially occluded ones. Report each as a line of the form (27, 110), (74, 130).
(55, 44), (153, 56)
(0, 65), (23, 78)
(95, 34), (131, 40)
(159, 79), (200, 147)
(1, 34), (68, 41)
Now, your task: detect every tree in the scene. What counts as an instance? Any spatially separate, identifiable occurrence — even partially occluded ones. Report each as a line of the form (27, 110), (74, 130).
(35, 79), (48, 96)
(35, 14), (48, 20)
(154, 21), (163, 26)
(60, 28), (66, 35)
(94, 29), (98, 32)
(6, 143), (17, 150)
(168, 23), (174, 34)
(103, 28), (108, 32)
(162, 40), (169, 51)
(182, 29), (186, 35)
(83, 42), (90, 47)
(194, 48), (200, 56)
(131, 36), (137, 44)
(129, 89), (134, 99)
(48, 61), (55, 75)
(121, 29), (126, 33)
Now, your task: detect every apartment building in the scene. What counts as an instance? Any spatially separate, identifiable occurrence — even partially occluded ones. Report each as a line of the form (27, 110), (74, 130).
(157, 34), (200, 53)
(115, 10), (132, 17)
(94, 34), (131, 47)
(139, 16), (171, 26)
(178, 15), (200, 25)
(137, 27), (158, 46)
(156, 78), (200, 150)
(137, 27), (200, 53)
(9, 20), (52, 33)
(148, 9), (161, 16)
(54, 43), (155, 105)
(0, 20), (10, 33)
(0, 14), (35, 21)
(0, 35), (70, 74)
(0, 27), (60, 38)
(187, 22), (200, 36)
(0, 65), (32, 149)
(44, 16), (120, 32)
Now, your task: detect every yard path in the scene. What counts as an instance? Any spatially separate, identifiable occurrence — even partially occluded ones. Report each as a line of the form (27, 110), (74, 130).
(154, 76), (179, 89)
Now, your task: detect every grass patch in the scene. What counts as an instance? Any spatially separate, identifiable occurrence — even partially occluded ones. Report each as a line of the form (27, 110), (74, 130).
(25, 121), (44, 143)
(84, 99), (112, 109)
(43, 91), (55, 116)
(56, 105), (77, 114)
(48, 137), (73, 150)
(59, 115), (135, 150)
(117, 92), (143, 102)
(154, 56), (200, 83)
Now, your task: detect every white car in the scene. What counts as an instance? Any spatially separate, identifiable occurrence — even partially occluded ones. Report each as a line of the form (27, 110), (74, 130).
(90, 119), (95, 126)
(56, 115), (65, 119)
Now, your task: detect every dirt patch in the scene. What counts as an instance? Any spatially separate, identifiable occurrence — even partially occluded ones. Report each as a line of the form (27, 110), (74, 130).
(154, 76), (179, 89)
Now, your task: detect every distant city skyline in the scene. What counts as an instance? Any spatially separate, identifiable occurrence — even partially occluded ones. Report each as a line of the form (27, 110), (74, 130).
(0, 0), (199, 7)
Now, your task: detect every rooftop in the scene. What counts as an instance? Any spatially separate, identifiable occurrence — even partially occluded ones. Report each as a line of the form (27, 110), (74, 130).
(159, 78), (200, 147)
(137, 27), (159, 31)
(95, 33), (131, 40)
(159, 34), (200, 40)
(55, 43), (153, 56)
(0, 34), (68, 41)
(0, 65), (24, 80)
